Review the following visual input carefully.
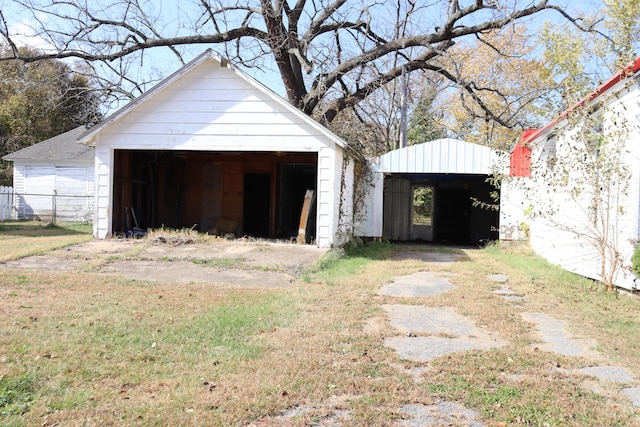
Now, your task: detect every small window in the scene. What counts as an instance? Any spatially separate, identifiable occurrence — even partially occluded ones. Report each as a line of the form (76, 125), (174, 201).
(412, 186), (433, 226)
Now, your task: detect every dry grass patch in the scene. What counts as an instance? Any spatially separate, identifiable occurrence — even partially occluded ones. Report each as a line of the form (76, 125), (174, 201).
(1, 240), (640, 426)
(0, 243), (431, 426)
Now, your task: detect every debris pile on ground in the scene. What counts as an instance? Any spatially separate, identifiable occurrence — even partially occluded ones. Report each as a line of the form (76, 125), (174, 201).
(150, 234), (196, 246)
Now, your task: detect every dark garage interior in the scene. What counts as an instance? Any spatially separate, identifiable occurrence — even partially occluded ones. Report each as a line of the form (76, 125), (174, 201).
(112, 150), (318, 241)
(383, 174), (499, 245)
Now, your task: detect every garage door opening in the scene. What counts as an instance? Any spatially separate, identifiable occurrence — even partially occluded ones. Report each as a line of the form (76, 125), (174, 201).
(383, 174), (499, 245)
(278, 163), (317, 242)
(112, 150), (317, 240)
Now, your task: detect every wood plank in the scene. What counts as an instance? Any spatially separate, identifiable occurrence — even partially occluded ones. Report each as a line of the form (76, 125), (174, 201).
(297, 189), (316, 244)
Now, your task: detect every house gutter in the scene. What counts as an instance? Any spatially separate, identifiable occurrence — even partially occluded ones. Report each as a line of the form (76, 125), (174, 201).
(521, 56), (640, 146)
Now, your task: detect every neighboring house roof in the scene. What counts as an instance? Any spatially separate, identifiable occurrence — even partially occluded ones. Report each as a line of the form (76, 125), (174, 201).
(78, 49), (363, 161)
(375, 138), (504, 175)
(2, 126), (94, 161)
(521, 56), (640, 146)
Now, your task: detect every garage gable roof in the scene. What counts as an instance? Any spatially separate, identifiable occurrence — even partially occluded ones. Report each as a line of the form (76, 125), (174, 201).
(78, 49), (359, 158)
(375, 138), (504, 174)
(2, 126), (93, 161)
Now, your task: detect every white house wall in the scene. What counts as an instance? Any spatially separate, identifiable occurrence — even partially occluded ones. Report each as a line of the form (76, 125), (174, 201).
(498, 179), (529, 241)
(504, 78), (640, 291)
(354, 163), (384, 239)
(90, 56), (350, 248)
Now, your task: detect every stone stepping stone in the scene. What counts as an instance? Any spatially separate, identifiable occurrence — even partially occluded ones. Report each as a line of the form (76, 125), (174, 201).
(521, 312), (601, 359)
(386, 335), (504, 362)
(565, 366), (640, 408)
(383, 305), (505, 362)
(487, 273), (509, 283)
(399, 402), (485, 427)
(382, 305), (477, 336)
(380, 272), (454, 297)
(622, 388), (640, 407)
(488, 275), (525, 304)
(492, 284), (525, 303)
(577, 366), (636, 383)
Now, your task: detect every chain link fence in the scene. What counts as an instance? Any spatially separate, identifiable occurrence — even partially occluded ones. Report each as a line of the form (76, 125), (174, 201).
(0, 186), (93, 222)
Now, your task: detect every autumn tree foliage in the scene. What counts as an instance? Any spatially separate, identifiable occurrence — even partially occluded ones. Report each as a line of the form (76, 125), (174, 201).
(0, 47), (103, 186)
(429, 26), (554, 149)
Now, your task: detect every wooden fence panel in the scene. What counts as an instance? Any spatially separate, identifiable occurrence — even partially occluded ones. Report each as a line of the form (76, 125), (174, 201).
(0, 186), (14, 220)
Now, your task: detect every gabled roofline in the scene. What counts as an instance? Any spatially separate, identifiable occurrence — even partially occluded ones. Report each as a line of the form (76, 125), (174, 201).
(78, 49), (363, 161)
(522, 56), (640, 145)
(2, 125), (92, 161)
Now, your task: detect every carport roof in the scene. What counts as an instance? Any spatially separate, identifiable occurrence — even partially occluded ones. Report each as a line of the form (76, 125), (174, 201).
(375, 138), (505, 174)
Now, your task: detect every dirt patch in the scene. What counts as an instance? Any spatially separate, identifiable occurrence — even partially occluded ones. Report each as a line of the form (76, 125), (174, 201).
(388, 249), (467, 264)
(0, 238), (328, 287)
(100, 260), (296, 287)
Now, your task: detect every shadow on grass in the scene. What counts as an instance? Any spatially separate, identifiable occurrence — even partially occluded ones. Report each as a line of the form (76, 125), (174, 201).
(343, 240), (473, 263)
(0, 221), (92, 238)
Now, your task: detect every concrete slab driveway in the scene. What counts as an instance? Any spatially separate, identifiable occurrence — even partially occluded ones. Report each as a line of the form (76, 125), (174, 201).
(0, 237), (327, 287)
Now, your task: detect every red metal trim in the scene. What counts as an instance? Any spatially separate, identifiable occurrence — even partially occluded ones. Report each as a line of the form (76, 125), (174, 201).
(521, 56), (640, 145)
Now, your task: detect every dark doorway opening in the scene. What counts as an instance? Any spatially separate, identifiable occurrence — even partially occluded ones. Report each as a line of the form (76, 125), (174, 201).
(277, 163), (317, 241)
(111, 150), (318, 241)
(435, 188), (471, 244)
(243, 173), (271, 237)
(383, 174), (499, 245)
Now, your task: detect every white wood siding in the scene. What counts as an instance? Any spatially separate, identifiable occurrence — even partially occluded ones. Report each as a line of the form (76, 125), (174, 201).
(91, 55), (351, 248)
(502, 78), (640, 290)
(99, 64), (330, 153)
(316, 146), (336, 247)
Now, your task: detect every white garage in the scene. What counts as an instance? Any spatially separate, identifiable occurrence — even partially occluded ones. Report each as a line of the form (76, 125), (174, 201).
(77, 50), (361, 248)
(2, 126), (95, 222)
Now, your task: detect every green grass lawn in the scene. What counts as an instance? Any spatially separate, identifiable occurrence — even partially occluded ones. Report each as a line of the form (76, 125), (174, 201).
(0, 221), (93, 262)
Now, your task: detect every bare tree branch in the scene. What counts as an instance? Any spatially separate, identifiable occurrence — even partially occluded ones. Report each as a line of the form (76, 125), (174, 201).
(0, 0), (592, 136)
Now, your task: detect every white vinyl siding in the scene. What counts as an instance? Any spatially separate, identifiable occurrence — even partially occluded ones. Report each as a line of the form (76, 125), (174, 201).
(12, 162), (94, 222)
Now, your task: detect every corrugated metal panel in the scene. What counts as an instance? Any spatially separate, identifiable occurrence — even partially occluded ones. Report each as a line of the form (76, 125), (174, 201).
(376, 139), (502, 174)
